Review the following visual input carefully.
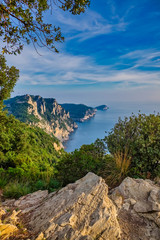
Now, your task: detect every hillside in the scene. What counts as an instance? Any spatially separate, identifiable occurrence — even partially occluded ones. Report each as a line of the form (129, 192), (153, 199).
(4, 95), (77, 142)
(96, 105), (108, 110)
(61, 103), (96, 122)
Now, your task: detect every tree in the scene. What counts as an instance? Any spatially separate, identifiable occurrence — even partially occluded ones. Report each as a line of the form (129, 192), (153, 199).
(0, 0), (90, 55)
(105, 113), (160, 178)
(0, 54), (19, 109)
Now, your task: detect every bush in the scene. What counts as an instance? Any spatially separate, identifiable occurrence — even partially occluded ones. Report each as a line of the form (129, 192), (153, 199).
(105, 113), (160, 178)
(3, 181), (32, 199)
(55, 140), (107, 186)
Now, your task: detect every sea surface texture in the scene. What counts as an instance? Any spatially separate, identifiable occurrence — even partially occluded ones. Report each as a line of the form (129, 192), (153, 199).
(64, 103), (160, 152)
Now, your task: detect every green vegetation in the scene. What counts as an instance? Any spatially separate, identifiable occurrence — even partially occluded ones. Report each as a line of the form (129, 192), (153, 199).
(105, 113), (160, 179)
(1, 56), (160, 197)
(0, 0), (90, 54)
(4, 95), (75, 135)
(0, 110), (62, 198)
(1, 111), (160, 198)
(61, 103), (95, 121)
(0, 55), (19, 110)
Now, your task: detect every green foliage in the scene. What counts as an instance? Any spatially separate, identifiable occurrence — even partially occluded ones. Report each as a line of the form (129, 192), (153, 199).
(56, 139), (107, 186)
(0, 54), (19, 109)
(0, 0), (90, 55)
(3, 181), (32, 199)
(0, 111), (62, 197)
(105, 113), (160, 178)
(61, 103), (94, 121)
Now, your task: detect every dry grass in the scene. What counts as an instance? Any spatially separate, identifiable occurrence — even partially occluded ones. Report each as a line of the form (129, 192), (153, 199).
(114, 148), (131, 177)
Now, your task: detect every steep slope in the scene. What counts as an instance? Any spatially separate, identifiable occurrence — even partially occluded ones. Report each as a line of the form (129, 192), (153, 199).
(96, 104), (108, 110)
(4, 95), (77, 142)
(61, 103), (96, 122)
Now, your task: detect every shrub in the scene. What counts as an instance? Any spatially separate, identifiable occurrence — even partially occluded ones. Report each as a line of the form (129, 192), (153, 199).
(55, 140), (107, 186)
(105, 113), (160, 178)
(3, 181), (32, 199)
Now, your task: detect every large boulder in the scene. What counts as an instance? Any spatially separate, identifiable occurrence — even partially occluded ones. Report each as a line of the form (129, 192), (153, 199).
(110, 177), (160, 240)
(2, 174), (160, 240)
(15, 172), (121, 240)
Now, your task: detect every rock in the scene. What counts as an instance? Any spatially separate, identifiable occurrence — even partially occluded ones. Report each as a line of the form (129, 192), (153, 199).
(14, 190), (48, 214)
(111, 177), (160, 240)
(15, 173), (121, 240)
(2, 174), (160, 240)
(0, 208), (6, 221)
(5, 210), (21, 225)
(0, 223), (18, 240)
(35, 232), (45, 240)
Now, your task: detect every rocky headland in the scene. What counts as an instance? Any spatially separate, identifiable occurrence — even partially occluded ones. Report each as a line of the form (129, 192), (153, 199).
(96, 105), (108, 111)
(4, 95), (77, 143)
(1, 172), (160, 240)
(61, 103), (97, 122)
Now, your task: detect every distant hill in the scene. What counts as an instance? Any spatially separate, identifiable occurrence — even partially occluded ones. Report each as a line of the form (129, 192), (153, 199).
(96, 105), (108, 111)
(4, 95), (77, 142)
(61, 103), (96, 122)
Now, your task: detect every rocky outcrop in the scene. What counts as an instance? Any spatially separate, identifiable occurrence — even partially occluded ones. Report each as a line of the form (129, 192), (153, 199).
(4, 95), (77, 143)
(96, 105), (108, 111)
(61, 103), (96, 122)
(2, 173), (121, 240)
(110, 177), (160, 240)
(1, 174), (160, 240)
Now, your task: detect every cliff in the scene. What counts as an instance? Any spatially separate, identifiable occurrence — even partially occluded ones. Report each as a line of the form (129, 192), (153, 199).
(4, 95), (77, 142)
(96, 105), (108, 111)
(61, 103), (96, 122)
(1, 173), (160, 239)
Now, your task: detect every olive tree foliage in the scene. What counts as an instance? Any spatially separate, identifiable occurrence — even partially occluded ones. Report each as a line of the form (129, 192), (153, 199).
(0, 54), (19, 109)
(105, 113), (160, 178)
(0, 0), (90, 55)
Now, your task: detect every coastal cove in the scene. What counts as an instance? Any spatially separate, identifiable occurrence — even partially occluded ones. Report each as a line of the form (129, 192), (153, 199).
(64, 102), (160, 152)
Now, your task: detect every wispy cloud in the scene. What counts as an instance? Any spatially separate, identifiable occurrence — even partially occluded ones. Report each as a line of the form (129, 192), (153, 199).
(6, 47), (160, 88)
(120, 49), (160, 69)
(50, 8), (129, 41)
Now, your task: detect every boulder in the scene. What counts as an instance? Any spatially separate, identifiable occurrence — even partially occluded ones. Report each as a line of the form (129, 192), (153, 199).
(11, 173), (121, 240)
(2, 174), (160, 240)
(110, 177), (160, 240)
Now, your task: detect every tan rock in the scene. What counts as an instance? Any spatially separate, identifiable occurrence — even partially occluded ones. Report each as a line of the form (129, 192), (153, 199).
(14, 190), (48, 214)
(111, 177), (160, 240)
(19, 173), (121, 240)
(0, 223), (18, 240)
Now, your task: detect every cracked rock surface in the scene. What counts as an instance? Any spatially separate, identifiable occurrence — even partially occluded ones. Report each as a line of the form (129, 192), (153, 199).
(1, 173), (160, 240)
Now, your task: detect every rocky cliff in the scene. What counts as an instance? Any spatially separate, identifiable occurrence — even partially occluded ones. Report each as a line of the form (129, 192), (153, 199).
(61, 103), (96, 122)
(96, 105), (108, 111)
(1, 173), (160, 240)
(4, 95), (77, 142)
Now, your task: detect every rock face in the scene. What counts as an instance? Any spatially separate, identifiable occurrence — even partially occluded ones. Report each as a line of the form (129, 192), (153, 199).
(61, 103), (96, 122)
(95, 105), (108, 111)
(110, 177), (160, 240)
(1, 174), (160, 240)
(2, 173), (121, 240)
(4, 95), (77, 142)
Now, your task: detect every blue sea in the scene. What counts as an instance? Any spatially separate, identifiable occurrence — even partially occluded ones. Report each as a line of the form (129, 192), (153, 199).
(64, 102), (160, 152)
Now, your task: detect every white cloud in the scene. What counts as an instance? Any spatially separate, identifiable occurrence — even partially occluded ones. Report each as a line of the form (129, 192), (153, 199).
(6, 47), (160, 88)
(50, 8), (129, 41)
(120, 49), (160, 68)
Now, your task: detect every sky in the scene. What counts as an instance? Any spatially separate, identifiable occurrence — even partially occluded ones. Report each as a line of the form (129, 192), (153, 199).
(6, 0), (160, 107)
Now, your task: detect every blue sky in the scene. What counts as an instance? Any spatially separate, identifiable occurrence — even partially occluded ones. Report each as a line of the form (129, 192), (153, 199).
(7, 0), (160, 106)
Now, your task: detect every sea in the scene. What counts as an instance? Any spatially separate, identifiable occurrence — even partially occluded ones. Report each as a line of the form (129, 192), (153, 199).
(64, 102), (160, 152)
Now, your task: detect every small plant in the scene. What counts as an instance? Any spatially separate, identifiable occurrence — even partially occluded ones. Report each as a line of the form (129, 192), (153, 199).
(114, 147), (131, 178)
(3, 181), (32, 199)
